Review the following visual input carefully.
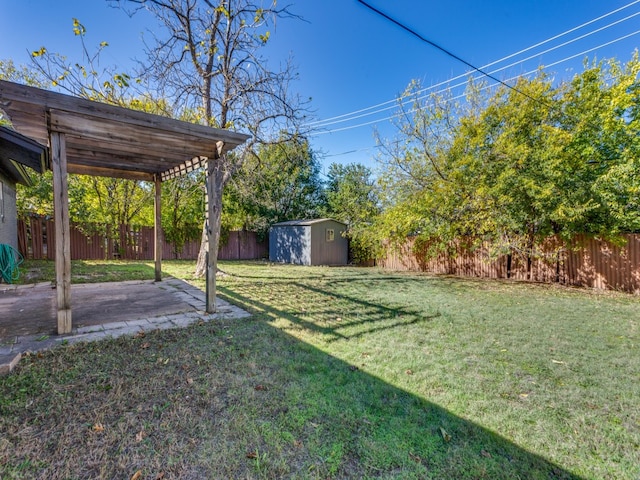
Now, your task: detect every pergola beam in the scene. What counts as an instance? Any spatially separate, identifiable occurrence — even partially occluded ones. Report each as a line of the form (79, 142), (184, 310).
(67, 163), (155, 181)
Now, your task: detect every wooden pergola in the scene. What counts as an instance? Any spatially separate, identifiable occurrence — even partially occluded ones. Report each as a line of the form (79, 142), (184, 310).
(0, 80), (249, 334)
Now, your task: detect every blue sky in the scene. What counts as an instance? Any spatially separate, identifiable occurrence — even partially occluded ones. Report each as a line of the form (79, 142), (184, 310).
(1, 0), (639, 176)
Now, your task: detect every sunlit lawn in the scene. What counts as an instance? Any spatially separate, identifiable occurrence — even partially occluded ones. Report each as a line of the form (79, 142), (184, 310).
(1, 260), (638, 479)
(16, 259), (157, 284)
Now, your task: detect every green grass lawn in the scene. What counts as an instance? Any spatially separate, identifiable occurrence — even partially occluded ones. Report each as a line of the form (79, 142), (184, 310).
(1, 260), (638, 479)
(16, 259), (157, 284)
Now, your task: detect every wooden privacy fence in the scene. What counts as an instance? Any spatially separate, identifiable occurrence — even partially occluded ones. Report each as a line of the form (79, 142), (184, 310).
(380, 235), (640, 293)
(17, 218), (268, 261)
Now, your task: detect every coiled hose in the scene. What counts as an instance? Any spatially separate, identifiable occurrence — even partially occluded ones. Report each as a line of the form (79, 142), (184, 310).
(0, 243), (23, 284)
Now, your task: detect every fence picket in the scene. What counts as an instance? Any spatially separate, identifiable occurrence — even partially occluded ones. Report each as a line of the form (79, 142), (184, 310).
(17, 219), (268, 262)
(379, 236), (640, 293)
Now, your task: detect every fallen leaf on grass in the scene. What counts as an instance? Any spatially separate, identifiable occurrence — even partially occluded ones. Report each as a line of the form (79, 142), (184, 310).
(141, 342), (150, 349)
(409, 452), (422, 463)
(439, 427), (451, 442)
(155, 472), (165, 480)
(519, 393), (529, 398)
(246, 451), (258, 459)
(135, 428), (145, 443)
(186, 377), (194, 385)
(481, 449), (492, 458)
(551, 359), (566, 364)
(135, 331), (145, 338)
(92, 422), (105, 433)
(130, 471), (142, 480)
(254, 384), (267, 391)
(405, 369), (413, 375)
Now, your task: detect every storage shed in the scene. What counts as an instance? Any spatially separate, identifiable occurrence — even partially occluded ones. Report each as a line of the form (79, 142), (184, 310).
(269, 218), (348, 266)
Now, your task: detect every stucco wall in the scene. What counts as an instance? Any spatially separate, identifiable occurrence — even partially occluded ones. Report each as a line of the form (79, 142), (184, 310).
(0, 171), (18, 250)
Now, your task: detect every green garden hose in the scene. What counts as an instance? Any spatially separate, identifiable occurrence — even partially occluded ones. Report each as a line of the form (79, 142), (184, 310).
(0, 243), (23, 284)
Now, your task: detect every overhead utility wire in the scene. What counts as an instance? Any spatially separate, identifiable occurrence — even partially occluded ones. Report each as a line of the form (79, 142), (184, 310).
(314, 11), (640, 130)
(355, 0), (622, 116)
(473, 0), (640, 70)
(312, 28), (640, 136)
(308, 0), (640, 128)
(314, 10), (640, 129)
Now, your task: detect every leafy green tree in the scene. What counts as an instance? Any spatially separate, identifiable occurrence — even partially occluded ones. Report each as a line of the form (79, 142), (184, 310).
(556, 55), (640, 237)
(373, 81), (473, 251)
(223, 136), (325, 234)
(28, 28), (210, 252)
(374, 53), (640, 273)
(111, 0), (309, 282)
(30, 18), (133, 105)
(324, 162), (380, 261)
(0, 59), (46, 89)
(1, 61), (52, 213)
(162, 173), (205, 258)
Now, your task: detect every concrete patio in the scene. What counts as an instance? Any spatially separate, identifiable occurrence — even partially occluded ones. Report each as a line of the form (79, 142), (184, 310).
(0, 277), (251, 374)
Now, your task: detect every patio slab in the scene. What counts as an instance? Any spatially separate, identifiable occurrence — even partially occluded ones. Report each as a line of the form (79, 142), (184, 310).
(0, 277), (251, 374)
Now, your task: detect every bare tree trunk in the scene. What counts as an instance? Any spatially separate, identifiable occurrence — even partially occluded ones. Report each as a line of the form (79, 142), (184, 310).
(195, 219), (208, 277)
(195, 157), (225, 313)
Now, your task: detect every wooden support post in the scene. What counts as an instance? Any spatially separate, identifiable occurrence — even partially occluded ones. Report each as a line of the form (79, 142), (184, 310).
(205, 159), (216, 314)
(51, 132), (72, 334)
(154, 174), (162, 282)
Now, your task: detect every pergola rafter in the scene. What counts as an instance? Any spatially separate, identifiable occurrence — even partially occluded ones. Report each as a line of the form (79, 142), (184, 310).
(0, 80), (249, 334)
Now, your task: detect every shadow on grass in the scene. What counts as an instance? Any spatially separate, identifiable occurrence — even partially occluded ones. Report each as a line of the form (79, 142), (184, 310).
(214, 287), (583, 479)
(220, 281), (438, 343)
(0, 309), (584, 479)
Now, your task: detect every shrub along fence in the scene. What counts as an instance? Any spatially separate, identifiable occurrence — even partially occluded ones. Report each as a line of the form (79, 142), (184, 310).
(379, 235), (640, 293)
(18, 217), (640, 292)
(17, 218), (268, 261)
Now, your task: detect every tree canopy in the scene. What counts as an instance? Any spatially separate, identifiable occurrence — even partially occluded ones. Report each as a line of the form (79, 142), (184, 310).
(372, 53), (640, 265)
(323, 162), (380, 262)
(223, 135), (325, 235)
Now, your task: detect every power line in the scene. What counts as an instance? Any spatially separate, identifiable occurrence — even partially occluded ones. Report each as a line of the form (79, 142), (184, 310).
(311, 8), (640, 130)
(311, 28), (640, 136)
(335, 9), (640, 128)
(357, 0), (548, 108)
(308, 0), (640, 128)
(355, 0), (635, 119)
(324, 146), (375, 158)
(473, 0), (640, 70)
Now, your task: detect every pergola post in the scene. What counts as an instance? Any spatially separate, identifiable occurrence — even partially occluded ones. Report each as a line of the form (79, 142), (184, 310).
(205, 158), (216, 313)
(51, 132), (72, 334)
(205, 143), (225, 314)
(154, 174), (162, 282)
